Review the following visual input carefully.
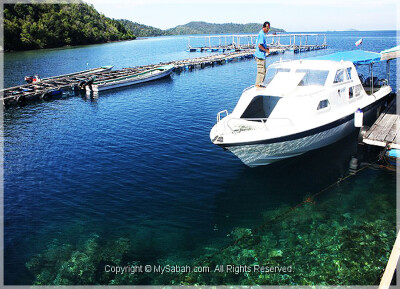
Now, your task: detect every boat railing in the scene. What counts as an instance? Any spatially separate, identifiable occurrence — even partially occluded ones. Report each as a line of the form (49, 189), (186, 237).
(242, 85), (255, 93)
(226, 117), (294, 133)
(217, 110), (229, 122)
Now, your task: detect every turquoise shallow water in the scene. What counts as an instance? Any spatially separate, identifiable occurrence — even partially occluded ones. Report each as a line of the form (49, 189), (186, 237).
(3, 31), (398, 285)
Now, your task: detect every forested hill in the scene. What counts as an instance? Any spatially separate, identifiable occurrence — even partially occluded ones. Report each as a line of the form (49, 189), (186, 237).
(165, 21), (285, 35)
(4, 2), (136, 51)
(118, 20), (165, 37)
(116, 20), (285, 38)
(4, 2), (286, 52)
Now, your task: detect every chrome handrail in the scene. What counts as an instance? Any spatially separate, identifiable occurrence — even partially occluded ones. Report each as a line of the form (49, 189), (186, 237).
(217, 110), (229, 122)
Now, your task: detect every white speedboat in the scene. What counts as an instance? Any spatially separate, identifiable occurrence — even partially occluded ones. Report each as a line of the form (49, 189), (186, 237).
(210, 50), (393, 167)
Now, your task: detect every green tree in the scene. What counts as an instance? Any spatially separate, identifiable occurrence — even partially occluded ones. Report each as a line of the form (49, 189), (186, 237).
(4, 2), (137, 51)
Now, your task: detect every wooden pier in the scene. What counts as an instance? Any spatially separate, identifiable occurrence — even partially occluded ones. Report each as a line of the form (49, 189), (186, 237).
(363, 97), (399, 149)
(1, 65), (114, 106)
(0, 41), (322, 107)
(0, 49), (265, 107)
(187, 33), (327, 54)
(164, 49), (285, 71)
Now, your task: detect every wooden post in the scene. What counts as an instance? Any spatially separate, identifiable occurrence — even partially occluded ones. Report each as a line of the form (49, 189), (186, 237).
(293, 35), (295, 50)
(370, 63), (374, 94)
(299, 35), (302, 51)
(379, 230), (400, 289)
(386, 60), (391, 83)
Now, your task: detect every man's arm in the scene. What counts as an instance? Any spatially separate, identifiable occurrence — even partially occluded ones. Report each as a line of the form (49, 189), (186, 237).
(258, 43), (270, 53)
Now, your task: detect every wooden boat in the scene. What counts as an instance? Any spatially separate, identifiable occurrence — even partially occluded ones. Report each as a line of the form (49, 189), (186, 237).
(86, 64), (175, 92)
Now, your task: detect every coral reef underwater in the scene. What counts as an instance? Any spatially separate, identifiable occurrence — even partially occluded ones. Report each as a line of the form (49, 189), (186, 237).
(25, 169), (396, 285)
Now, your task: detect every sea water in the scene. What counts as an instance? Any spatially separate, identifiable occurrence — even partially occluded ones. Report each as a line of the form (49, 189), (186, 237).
(3, 31), (398, 285)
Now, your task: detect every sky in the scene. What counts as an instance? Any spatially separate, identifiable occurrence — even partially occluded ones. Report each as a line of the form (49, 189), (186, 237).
(83, 0), (399, 32)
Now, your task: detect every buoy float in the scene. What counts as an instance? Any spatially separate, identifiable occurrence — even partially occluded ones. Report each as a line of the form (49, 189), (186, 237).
(354, 108), (363, 128)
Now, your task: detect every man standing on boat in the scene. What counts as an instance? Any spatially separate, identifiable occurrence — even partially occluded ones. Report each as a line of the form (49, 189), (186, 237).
(255, 21), (270, 88)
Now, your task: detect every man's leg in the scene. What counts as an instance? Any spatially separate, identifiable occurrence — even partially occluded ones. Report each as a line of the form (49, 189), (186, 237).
(255, 58), (266, 86)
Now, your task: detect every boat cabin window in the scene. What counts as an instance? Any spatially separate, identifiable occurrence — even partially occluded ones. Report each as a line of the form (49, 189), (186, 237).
(317, 99), (330, 110)
(264, 67), (291, 85)
(333, 69), (347, 83)
(346, 67), (352, 80)
(241, 95), (281, 119)
(295, 69), (329, 86)
(349, 84), (362, 99)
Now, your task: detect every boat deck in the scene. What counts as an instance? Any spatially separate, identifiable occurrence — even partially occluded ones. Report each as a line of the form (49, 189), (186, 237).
(363, 97), (399, 149)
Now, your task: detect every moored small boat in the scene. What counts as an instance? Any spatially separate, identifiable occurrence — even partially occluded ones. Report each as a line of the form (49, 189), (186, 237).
(86, 64), (175, 93)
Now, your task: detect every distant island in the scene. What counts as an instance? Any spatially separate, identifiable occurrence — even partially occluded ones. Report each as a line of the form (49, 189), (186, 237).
(4, 2), (286, 52)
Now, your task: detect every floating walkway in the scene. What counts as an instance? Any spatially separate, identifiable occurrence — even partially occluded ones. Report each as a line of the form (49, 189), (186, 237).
(1, 42), (321, 107)
(1, 65), (113, 106)
(164, 49), (275, 71)
(363, 97), (399, 149)
(187, 33), (327, 54)
(0, 50), (262, 106)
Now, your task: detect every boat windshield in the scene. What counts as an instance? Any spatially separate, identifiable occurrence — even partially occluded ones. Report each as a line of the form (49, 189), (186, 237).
(264, 66), (329, 87)
(264, 67), (291, 85)
(295, 69), (329, 86)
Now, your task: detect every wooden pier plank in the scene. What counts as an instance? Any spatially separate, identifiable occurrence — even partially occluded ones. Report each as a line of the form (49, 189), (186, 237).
(364, 109), (389, 139)
(384, 117), (399, 143)
(363, 98), (399, 148)
(368, 113), (397, 141)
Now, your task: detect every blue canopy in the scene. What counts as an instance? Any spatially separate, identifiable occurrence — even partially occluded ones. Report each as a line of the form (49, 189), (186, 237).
(307, 50), (381, 65)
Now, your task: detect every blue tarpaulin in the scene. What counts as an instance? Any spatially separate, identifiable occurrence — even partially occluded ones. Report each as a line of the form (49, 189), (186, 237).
(307, 50), (382, 65)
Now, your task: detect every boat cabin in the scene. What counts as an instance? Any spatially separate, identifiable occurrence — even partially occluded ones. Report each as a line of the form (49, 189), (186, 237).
(230, 50), (389, 121)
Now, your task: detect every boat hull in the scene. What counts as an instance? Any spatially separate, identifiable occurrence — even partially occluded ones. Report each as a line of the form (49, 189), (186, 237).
(223, 98), (385, 167)
(87, 67), (173, 93)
